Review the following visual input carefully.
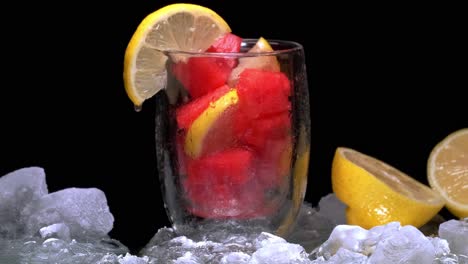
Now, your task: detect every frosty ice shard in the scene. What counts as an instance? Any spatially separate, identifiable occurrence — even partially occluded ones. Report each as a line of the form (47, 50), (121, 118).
(0, 167), (146, 263)
(0, 166), (48, 238)
(439, 218), (468, 256)
(20, 187), (114, 240)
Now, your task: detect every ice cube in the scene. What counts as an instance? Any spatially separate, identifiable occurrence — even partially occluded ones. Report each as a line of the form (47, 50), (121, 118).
(118, 253), (150, 264)
(219, 252), (250, 264)
(20, 187), (114, 239)
(1, 236), (131, 264)
(327, 248), (367, 263)
(439, 218), (468, 256)
(433, 253), (464, 264)
(367, 225), (435, 264)
(254, 232), (286, 249)
(0, 167), (48, 238)
(140, 225), (315, 263)
(314, 224), (369, 259)
(249, 242), (310, 264)
(287, 202), (337, 252)
(429, 237), (451, 258)
(317, 193), (347, 225)
(39, 223), (71, 240)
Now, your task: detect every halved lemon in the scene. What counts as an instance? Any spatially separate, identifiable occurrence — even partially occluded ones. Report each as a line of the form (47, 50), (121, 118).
(228, 37), (280, 87)
(123, 3), (231, 108)
(332, 147), (445, 229)
(427, 128), (468, 219)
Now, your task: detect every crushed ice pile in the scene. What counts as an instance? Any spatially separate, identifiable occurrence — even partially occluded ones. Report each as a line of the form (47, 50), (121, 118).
(0, 167), (467, 263)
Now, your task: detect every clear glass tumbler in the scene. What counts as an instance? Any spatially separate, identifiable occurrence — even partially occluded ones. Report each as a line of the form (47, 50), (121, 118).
(154, 39), (310, 238)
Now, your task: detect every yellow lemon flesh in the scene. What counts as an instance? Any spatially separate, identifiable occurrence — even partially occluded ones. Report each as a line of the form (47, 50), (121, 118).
(332, 147), (445, 229)
(184, 89), (239, 158)
(428, 128), (468, 219)
(123, 3), (231, 108)
(228, 37), (280, 86)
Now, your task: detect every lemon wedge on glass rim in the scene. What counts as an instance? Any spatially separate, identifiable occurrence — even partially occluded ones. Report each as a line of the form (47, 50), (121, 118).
(123, 3), (231, 109)
(332, 147), (445, 229)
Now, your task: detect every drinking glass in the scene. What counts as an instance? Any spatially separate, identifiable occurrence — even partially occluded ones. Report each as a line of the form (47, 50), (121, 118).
(154, 39), (310, 238)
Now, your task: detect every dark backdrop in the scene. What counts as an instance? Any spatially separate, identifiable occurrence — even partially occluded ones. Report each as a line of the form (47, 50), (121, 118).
(1, 0), (466, 253)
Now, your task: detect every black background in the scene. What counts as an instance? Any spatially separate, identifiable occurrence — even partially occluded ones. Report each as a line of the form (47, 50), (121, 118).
(1, 1), (466, 253)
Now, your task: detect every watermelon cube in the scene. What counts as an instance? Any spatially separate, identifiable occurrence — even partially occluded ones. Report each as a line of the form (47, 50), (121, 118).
(235, 111), (291, 149)
(186, 148), (254, 185)
(255, 135), (293, 188)
(207, 33), (243, 52)
(183, 148), (259, 218)
(172, 33), (242, 99)
(207, 32), (243, 69)
(172, 58), (232, 99)
(236, 68), (291, 119)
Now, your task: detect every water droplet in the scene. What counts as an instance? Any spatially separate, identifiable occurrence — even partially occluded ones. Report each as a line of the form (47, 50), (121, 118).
(134, 105), (142, 112)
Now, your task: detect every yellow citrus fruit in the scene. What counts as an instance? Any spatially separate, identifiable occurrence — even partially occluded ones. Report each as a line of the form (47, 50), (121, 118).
(427, 128), (468, 219)
(123, 3), (231, 108)
(332, 147), (445, 229)
(228, 37), (280, 86)
(184, 89), (239, 158)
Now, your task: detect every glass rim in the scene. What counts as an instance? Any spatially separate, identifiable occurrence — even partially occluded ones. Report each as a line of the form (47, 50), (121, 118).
(161, 38), (304, 58)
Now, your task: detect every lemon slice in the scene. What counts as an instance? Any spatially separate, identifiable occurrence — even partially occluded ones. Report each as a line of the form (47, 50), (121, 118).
(185, 89), (239, 158)
(428, 128), (468, 219)
(228, 37), (280, 86)
(123, 4), (231, 108)
(332, 147), (445, 229)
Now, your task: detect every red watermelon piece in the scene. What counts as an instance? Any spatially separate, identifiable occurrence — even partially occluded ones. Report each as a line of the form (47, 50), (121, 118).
(172, 59), (232, 99)
(236, 68), (291, 119)
(255, 135), (293, 188)
(172, 33), (242, 99)
(184, 184), (236, 217)
(186, 148), (254, 185)
(183, 148), (261, 218)
(235, 111), (291, 149)
(207, 33), (243, 53)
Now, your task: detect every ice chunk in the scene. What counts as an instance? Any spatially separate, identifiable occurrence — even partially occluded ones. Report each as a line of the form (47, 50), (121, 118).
(140, 227), (313, 263)
(39, 223), (71, 240)
(287, 202), (337, 252)
(368, 225), (435, 264)
(313, 224), (369, 259)
(328, 248), (367, 263)
(429, 237), (451, 257)
(20, 187), (114, 239)
(141, 232), (231, 263)
(317, 193), (347, 225)
(0, 167), (48, 238)
(219, 252), (250, 264)
(0, 236), (131, 264)
(439, 218), (468, 256)
(250, 242), (310, 264)
(254, 232), (287, 248)
(117, 253), (150, 264)
(434, 253), (468, 264)
(312, 221), (442, 263)
(363, 221), (401, 253)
